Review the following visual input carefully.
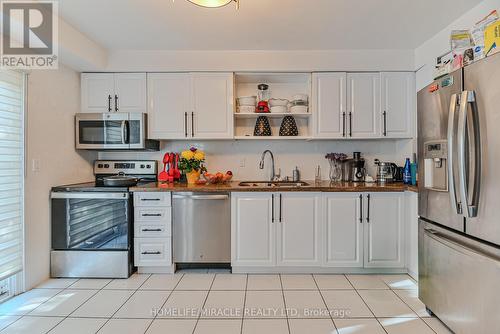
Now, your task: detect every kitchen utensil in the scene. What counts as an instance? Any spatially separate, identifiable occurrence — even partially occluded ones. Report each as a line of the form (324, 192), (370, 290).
(257, 83), (269, 102)
(158, 153), (170, 181)
(174, 153), (181, 179)
(292, 166), (300, 182)
(102, 172), (140, 187)
(350, 152), (366, 182)
(268, 98), (289, 107)
(292, 94), (308, 102)
(256, 100), (270, 113)
(254, 116), (272, 136)
(270, 105), (288, 113)
(374, 159), (395, 183)
(237, 96), (257, 106)
(290, 105), (308, 113)
(237, 105), (256, 113)
(168, 152), (175, 182)
(279, 115), (298, 136)
(315, 165), (321, 184)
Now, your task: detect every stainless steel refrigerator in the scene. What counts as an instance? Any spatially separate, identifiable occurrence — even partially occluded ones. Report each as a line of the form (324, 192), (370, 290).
(418, 53), (500, 334)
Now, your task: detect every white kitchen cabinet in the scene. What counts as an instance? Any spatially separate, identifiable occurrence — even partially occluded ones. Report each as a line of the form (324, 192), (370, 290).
(277, 193), (321, 266)
(405, 191), (418, 279)
(81, 73), (146, 113)
(347, 73), (381, 138)
(380, 72), (415, 138)
(81, 73), (114, 113)
(364, 192), (405, 268)
(324, 193), (364, 268)
(191, 73), (234, 139)
(312, 73), (347, 138)
(147, 73), (191, 139)
(231, 192), (275, 267)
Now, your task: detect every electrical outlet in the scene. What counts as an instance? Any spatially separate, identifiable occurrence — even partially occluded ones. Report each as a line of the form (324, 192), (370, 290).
(239, 158), (245, 167)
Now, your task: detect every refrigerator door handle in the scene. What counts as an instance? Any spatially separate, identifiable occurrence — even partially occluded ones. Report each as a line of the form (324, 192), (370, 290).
(447, 93), (461, 214)
(457, 91), (481, 218)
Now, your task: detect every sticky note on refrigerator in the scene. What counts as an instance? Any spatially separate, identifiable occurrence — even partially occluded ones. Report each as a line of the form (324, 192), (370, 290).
(484, 21), (500, 56)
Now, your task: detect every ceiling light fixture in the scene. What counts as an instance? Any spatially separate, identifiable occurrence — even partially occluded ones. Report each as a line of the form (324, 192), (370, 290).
(186, 0), (239, 9)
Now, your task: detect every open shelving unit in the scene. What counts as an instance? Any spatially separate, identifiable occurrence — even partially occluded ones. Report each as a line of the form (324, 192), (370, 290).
(234, 72), (312, 140)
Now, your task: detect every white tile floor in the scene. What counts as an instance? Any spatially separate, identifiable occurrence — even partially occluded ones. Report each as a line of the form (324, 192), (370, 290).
(0, 272), (454, 334)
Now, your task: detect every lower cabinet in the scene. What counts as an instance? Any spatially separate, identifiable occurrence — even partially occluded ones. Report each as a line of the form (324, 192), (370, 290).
(231, 192), (321, 267)
(232, 191), (405, 270)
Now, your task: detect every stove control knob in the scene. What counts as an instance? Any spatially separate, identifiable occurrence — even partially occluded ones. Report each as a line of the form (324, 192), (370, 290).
(104, 164), (109, 168)
(146, 164), (151, 169)
(97, 164), (103, 168)
(140, 164), (145, 169)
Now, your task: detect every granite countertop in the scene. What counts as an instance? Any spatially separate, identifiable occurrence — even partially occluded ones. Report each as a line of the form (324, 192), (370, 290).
(130, 180), (419, 193)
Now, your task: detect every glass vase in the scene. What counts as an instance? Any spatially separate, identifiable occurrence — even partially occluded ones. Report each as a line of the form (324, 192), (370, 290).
(329, 160), (342, 182)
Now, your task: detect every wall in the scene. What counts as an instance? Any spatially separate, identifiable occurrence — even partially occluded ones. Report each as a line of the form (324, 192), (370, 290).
(415, 0), (500, 90)
(24, 66), (96, 290)
(100, 139), (414, 181)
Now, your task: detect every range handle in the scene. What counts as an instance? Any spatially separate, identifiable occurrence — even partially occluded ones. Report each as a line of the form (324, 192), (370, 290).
(172, 194), (229, 200)
(447, 93), (462, 214)
(457, 90), (481, 218)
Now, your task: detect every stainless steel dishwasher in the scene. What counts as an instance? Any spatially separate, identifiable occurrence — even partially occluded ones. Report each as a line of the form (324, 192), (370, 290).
(173, 192), (230, 263)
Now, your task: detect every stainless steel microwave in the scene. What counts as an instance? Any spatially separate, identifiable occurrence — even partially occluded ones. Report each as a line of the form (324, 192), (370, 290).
(75, 113), (159, 150)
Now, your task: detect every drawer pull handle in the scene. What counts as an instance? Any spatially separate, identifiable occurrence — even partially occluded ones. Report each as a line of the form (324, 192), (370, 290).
(141, 251), (161, 255)
(141, 198), (161, 201)
(142, 213), (162, 217)
(142, 228), (162, 232)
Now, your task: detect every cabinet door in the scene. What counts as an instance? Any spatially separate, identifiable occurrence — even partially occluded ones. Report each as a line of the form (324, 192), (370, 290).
(380, 72), (415, 138)
(312, 73), (347, 138)
(147, 73), (190, 139)
(114, 73), (147, 113)
(324, 193), (364, 267)
(191, 73), (234, 139)
(81, 73), (114, 113)
(347, 73), (380, 138)
(277, 193), (321, 266)
(364, 193), (405, 268)
(231, 193), (275, 267)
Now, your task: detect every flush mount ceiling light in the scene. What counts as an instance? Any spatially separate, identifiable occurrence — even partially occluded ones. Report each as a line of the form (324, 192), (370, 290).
(186, 0), (239, 9)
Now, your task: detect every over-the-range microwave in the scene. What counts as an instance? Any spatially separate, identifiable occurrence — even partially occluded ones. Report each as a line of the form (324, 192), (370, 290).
(75, 113), (159, 151)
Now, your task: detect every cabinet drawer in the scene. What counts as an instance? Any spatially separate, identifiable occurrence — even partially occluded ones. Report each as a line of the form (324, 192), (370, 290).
(134, 221), (171, 238)
(134, 192), (171, 207)
(134, 238), (171, 267)
(134, 207), (171, 222)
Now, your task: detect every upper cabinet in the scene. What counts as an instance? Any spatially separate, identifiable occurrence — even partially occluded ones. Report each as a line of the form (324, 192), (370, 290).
(347, 73), (380, 138)
(312, 71), (415, 139)
(312, 73), (346, 138)
(380, 72), (415, 138)
(147, 72), (234, 140)
(81, 73), (146, 113)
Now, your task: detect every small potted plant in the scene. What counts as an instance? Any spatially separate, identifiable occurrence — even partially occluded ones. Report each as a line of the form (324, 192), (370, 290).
(179, 147), (206, 184)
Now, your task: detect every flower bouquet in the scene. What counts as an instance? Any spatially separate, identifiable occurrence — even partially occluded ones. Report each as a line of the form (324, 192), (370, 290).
(179, 147), (206, 184)
(325, 152), (348, 182)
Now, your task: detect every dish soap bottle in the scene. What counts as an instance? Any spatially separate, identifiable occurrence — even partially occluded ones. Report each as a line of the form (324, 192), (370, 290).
(403, 158), (411, 184)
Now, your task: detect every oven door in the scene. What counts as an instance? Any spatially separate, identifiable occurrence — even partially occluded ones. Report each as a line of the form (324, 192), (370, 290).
(51, 192), (131, 251)
(76, 113), (132, 150)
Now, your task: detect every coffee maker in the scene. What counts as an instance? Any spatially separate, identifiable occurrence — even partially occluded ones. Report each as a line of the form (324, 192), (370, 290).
(350, 152), (366, 182)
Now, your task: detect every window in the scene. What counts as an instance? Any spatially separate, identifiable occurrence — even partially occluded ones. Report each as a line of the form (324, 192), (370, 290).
(0, 70), (25, 299)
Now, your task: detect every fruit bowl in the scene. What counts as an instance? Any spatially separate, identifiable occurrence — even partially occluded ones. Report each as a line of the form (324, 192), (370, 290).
(203, 171), (233, 184)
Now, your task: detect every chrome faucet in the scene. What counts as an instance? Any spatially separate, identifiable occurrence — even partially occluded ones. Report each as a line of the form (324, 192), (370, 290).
(259, 150), (276, 181)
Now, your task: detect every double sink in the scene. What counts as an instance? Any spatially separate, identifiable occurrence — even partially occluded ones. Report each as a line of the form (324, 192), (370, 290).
(238, 181), (310, 188)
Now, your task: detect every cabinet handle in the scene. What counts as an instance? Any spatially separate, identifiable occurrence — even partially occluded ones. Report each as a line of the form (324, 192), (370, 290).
(142, 213), (162, 217)
(142, 228), (163, 232)
(342, 112), (346, 137)
(349, 112), (353, 137)
(141, 251), (161, 255)
(366, 194), (371, 223)
(359, 194), (363, 223)
(184, 112), (188, 137)
(108, 95), (112, 112)
(279, 194), (283, 223)
(383, 110), (387, 136)
(140, 198), (161, 201)
(114, 95), (118, 112)
(191, 111), (194, 137)
(271, 194), (275, 223)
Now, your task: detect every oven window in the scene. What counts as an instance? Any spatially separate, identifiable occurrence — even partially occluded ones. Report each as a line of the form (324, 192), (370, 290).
(66, 198), (129, 250)
(79, 120), (124, 145)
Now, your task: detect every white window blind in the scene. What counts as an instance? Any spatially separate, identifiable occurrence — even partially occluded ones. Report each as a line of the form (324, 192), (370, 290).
(0, 70), (24, 281)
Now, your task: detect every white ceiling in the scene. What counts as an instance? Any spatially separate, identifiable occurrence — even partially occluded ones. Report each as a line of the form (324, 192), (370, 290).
(59, 0), (482, 51)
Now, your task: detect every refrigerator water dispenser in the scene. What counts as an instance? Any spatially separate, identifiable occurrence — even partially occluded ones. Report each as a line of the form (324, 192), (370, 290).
(424, 140), (448, 191)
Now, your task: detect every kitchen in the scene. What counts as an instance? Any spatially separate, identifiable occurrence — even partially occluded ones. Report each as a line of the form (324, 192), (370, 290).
(0, 1), (499, 334)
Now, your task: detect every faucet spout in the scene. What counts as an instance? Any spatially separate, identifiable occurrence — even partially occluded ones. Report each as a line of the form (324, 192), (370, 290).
(259, 150), (275, 181)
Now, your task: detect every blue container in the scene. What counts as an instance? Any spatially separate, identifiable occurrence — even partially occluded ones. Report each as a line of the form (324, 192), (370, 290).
(403, 158), (411, 184)
(410, 163), (417, 186)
